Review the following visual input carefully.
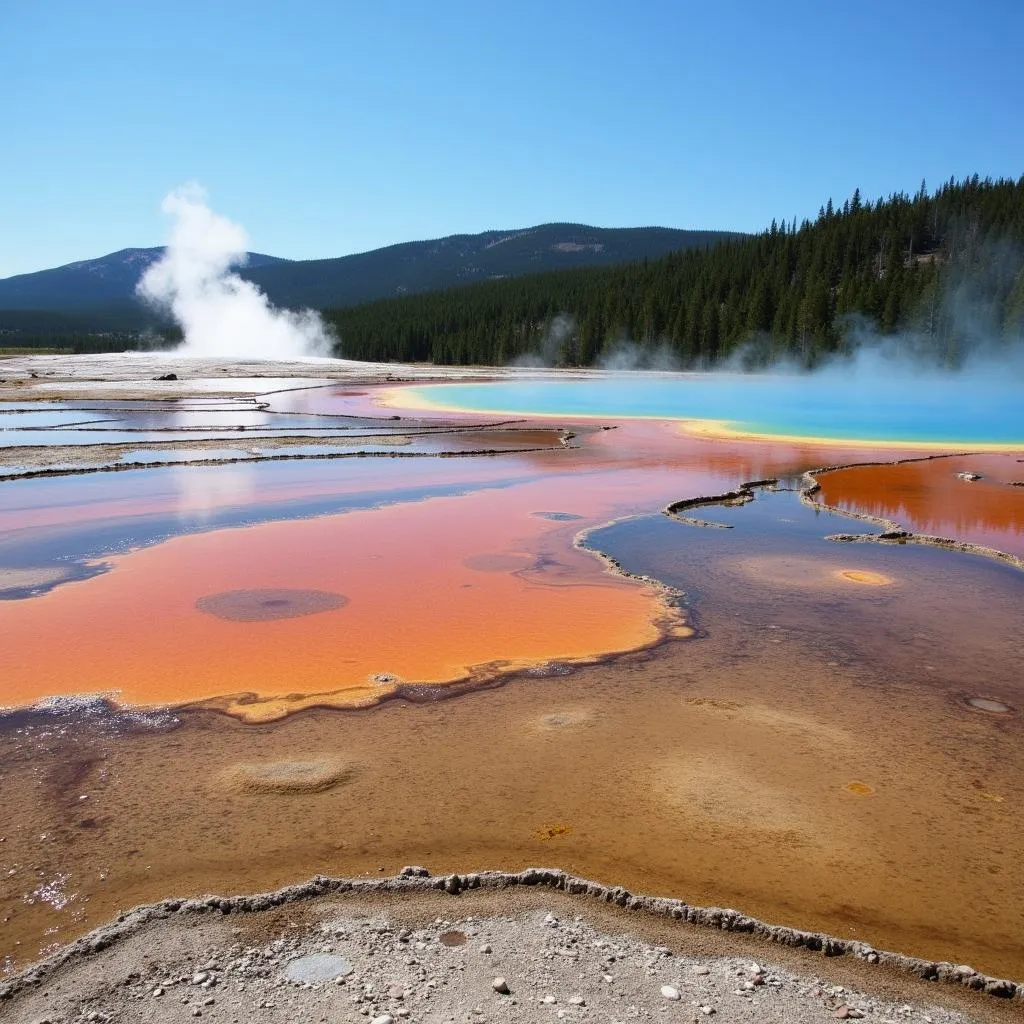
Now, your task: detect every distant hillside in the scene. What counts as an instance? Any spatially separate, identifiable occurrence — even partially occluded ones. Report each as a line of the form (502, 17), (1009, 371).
(0, 226), (740, 329)
(244, 224), (738, 310)
(0, 248), (287, 312)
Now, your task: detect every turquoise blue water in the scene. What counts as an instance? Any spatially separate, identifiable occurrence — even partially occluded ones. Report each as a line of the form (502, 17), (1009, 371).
(405, 374), (1024, 446)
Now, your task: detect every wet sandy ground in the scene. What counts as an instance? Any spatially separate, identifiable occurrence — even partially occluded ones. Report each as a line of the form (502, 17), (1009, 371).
(0, 355), (1021, 988)
(1, 508), (1021, 979)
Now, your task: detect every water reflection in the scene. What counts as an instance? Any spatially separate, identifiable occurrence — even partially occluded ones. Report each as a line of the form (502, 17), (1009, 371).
(813, 453), (1024, 556)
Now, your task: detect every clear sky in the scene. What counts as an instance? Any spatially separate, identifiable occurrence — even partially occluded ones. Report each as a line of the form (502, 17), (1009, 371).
(2, 0), (1022, 278)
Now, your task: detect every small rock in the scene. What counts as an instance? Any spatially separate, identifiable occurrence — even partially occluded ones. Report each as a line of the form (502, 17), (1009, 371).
(479, 944), (492, 954)
(660, 985), (681, 1001)
(400, 865), (430, 877)
(692, 965), (710, 976)
(542, 995), (557, 1005)
(569, 996), (585, 1006)
(371, 1016), (394, 1024)
(700, 1006), (715, 1016)
(493, 977), (511, 995)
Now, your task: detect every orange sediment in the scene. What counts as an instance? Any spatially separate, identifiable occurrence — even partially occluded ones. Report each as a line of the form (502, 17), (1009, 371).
(0, 481), (682, 721)
(814, 453), (1024, 557)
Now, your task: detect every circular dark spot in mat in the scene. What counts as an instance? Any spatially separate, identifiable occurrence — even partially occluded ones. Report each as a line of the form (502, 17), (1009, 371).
(463, 552), (536, 573)
(196, 588), (348, 622)
(439, 930), (467, 947)
(966, 696), (1013, 715)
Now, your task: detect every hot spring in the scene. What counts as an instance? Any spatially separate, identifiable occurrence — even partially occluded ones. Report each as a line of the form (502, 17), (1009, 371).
(390, 374), (1024, 447)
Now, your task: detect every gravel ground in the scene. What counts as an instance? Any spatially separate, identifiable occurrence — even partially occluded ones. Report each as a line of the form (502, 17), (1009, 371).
(3, 879), (1014, 1024)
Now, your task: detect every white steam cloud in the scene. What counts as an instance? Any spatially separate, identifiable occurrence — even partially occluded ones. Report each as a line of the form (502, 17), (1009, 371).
(509, 313), (578, 367)
(138, 184), (333, 359)
(597, 339), (681, 373)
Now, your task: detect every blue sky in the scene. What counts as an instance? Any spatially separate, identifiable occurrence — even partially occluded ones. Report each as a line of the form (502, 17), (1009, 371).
(2, 0), (1022, 278)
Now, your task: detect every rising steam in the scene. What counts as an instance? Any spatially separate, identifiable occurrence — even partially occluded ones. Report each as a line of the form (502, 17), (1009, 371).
(509, 313), (578, 367)
(138, 185), (333, 359)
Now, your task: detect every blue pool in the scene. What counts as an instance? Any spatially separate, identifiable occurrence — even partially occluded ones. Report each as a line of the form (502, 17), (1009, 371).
(402, 374), (1024, 447)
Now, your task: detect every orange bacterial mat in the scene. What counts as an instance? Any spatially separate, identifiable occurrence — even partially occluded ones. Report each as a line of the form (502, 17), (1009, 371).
(0, 479), (684, 721)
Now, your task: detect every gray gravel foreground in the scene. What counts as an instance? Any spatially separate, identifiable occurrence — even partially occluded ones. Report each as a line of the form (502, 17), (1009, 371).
(0, 904), (989, 1024)
(3, 873), (1021, 1024)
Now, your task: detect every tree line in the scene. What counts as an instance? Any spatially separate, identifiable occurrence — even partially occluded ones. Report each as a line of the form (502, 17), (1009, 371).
(322, 174), (1024, 368)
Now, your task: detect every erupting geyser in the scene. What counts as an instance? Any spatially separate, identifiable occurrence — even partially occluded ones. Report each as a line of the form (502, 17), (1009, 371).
(138, 184), (334, 360)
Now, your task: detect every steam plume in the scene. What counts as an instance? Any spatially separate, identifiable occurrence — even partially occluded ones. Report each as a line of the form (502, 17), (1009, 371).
(510, 313), (578, 367)
(597, 339), (681, 372)
(138, 184), (333, 359)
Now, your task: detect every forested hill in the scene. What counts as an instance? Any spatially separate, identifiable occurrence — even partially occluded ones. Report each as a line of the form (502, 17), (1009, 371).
(0, 225), (738, 320)
(324, 176), (1024, 368)
(244, 224), (739, 311)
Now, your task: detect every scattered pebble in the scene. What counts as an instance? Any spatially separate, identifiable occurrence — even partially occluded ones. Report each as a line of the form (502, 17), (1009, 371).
(0, 901), (984, 1024)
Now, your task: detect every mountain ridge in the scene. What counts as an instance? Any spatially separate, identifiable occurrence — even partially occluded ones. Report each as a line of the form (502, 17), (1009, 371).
(0, 249), (287, 311)
(0, 224), (741, 327)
